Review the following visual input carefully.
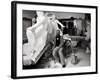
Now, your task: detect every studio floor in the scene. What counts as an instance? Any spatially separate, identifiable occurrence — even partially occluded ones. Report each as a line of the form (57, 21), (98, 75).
(23, 43), (90, 69)
(45, 49), (90, 68)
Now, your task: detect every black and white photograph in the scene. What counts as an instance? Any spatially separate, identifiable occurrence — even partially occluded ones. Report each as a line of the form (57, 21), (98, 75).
(11, 1), (97, 79)
(22, 10), (91, 69)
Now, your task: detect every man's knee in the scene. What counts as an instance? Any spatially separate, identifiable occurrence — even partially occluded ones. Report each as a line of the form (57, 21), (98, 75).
(53, 47), (59, 56)
(58, 48), (63, 55)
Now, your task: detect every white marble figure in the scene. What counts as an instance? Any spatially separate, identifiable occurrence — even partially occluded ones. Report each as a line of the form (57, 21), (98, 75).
(26, 11), (48, 61)
(23, 11), (65, 65)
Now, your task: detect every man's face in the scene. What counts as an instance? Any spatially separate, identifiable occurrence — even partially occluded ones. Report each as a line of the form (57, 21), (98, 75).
(56, 30), (60, 35)
(66, 40), (71, 46)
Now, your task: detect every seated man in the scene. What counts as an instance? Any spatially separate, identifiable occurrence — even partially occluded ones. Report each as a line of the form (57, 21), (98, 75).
(61, 35), (72, 57)
(52, 30), (71, 68)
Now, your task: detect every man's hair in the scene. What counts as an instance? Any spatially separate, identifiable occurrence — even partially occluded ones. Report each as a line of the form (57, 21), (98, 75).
(56, 30), (60, 34)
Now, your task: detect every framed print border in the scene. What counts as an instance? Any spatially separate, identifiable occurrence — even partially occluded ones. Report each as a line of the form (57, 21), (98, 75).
(11, 1), (98, 79)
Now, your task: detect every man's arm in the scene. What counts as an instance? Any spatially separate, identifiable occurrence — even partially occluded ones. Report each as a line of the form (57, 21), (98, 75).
(52, 36), (56, 49)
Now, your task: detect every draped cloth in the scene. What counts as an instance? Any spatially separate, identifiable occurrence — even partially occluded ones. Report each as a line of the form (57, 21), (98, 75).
(23, 17), (59, 65)
(46, 20), (60, 44)
(23, 16), (48, 64)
